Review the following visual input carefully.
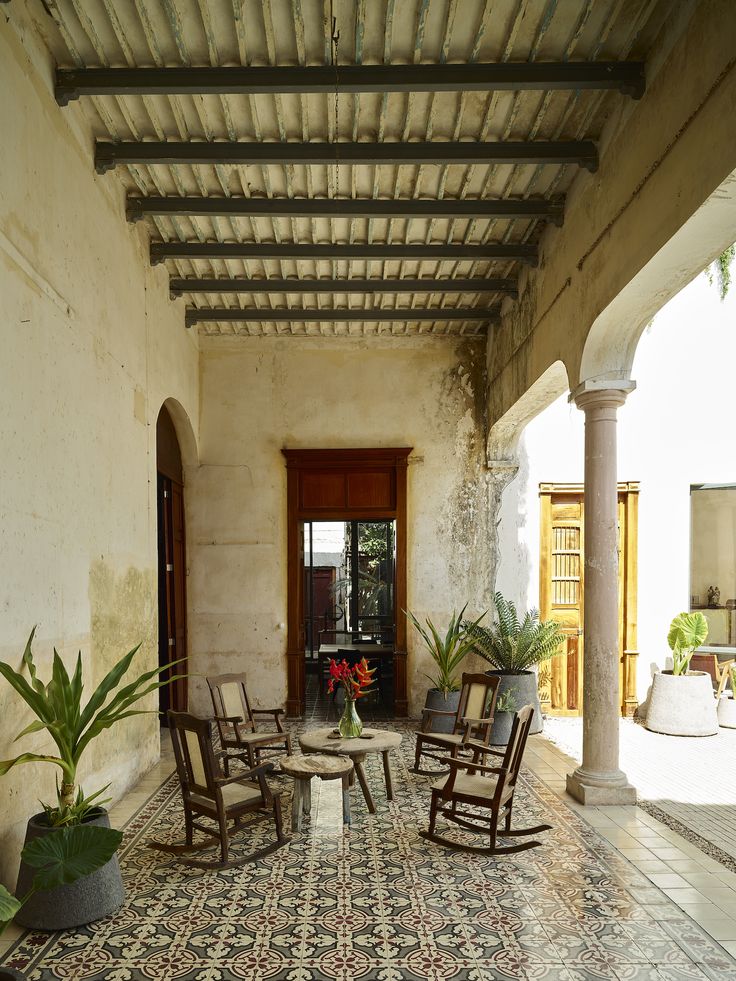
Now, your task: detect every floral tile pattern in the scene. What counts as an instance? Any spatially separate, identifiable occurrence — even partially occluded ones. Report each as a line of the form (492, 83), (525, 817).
(3, 718), (736, 981)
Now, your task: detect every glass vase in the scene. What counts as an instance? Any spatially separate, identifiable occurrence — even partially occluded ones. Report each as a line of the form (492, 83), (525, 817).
(338, 697), (363, 738)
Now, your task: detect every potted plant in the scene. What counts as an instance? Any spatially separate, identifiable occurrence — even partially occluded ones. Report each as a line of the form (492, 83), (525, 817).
(0, 824), (122, 980)
(646, 612), (718, 736)
(406, 606), (485, 734)
(489, 687), (518, 746)
(327, 657), (376, 737)
(462, 592), (564, 739)
(0, 628), (183, 930)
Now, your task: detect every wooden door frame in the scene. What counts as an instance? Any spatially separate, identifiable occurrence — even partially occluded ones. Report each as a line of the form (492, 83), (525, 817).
(539, 482), (639, 717)
(283, 447), (411, 717)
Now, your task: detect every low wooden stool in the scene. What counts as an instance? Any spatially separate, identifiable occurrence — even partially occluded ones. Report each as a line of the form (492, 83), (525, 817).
(280, 753), (354, 831)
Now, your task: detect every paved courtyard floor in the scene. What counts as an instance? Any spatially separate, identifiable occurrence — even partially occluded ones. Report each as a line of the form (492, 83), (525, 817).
(2, 717), (736, 980)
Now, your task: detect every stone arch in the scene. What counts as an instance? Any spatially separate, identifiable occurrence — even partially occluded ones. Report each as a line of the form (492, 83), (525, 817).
(487, 360), (570, 465)
(579, 168), (736, 386)
(159, 397), (198, 472)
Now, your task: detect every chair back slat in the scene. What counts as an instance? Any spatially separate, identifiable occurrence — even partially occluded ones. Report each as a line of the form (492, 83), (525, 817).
(207, 674), (257, 732)
(501, 705), (535, 791)
(453, 673), (499, 735)
(168, 710), (218, 798)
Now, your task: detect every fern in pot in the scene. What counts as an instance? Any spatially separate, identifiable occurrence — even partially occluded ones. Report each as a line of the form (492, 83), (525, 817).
(646, 612), (718, 737)
(406, 606), (485, 734)
(462, 592), (564, 740)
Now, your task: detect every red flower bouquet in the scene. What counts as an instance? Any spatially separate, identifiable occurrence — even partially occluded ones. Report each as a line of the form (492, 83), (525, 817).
(327, 657), (376, 701)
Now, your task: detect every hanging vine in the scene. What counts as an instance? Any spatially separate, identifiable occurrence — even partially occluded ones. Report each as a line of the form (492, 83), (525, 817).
(706, 245), (736, 300)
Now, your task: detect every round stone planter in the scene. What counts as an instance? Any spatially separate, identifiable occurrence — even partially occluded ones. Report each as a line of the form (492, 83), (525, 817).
(423, 688), (461, 733)
(486, 670), (543, 743)
(717, 694), (736, 729)
(14, 809), (125, 931)
(645, 671), (718, 736)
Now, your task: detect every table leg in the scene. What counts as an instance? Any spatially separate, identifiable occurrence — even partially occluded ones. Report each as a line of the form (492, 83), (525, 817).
(353, 758), (376, 814)
(341, 774), (351, 826)
(303, 776), (312, 816)
(382, 750), (394, 801)
(291, 779), (303, 832)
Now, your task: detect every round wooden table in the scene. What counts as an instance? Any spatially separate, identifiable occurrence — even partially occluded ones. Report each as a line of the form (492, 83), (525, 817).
(298, 728), (403, 814)
(280, 753), (354, 831)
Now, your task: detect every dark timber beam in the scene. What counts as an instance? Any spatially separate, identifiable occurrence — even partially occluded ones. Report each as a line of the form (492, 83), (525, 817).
(185, 306), (496, 327)
(56, 63), (645, 106)
(96, 140), (598, 174)
(170, 276), (518, 296)
(150, 241), (538, 266)
(127, 195), (564, 225)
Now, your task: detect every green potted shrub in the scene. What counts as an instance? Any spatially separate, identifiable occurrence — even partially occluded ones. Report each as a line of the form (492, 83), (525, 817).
(406, 607), (485, 733)
(0, 628), (182, 930)
(646, 612), (718, 736)
(462, 592), (564, 739)
(0, 824), (122, 980)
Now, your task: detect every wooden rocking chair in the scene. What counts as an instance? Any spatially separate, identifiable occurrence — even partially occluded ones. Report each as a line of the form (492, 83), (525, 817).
(149, 711), (288, 869)
(207, 673), (292, 773)
(421, 705), (552, 855)
(413, 673), (499, 775)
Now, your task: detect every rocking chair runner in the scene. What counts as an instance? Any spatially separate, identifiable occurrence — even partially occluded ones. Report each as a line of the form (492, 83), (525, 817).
(207, 673), (292, 772)
(413, 673), (499, 775)
(150, 711), (288, 869)
(421, 705), (552, 855)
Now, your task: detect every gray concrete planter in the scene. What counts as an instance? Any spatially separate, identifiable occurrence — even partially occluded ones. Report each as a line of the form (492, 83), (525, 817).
(645, 671), (718, 736)
(14, 809), (125, 931)
(486, 670), (543, 743)
(423, 688), (461, 733)
(717, 694), (736, 729)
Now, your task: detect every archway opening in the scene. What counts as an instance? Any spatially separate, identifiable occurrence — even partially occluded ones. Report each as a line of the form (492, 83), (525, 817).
(156, 404), (188, 720)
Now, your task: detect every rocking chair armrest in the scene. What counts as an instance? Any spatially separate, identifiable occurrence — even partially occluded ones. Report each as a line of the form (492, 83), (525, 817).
(459, 716), (493, 743)
(441, 756), (507, 777)
(462, 741), (505, 758)
(214, 714), (243, 725)
(252, 708), (286, 732)
(420, 707), (457, 733)
(216, 760), (275, 786)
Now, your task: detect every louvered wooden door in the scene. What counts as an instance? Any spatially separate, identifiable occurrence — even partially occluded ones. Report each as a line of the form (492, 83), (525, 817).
(539, 483), (639, 718)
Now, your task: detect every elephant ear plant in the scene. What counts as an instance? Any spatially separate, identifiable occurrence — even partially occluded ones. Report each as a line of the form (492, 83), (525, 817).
(0, 627), (184, 826)
(667, 611), (708, 675)
(0, 824), (122, 934)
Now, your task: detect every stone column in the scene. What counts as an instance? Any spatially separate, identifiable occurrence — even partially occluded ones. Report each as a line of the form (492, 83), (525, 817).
(566, 381), (637, 806)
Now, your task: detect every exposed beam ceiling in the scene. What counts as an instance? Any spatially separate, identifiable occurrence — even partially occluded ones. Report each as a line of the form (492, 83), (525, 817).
(150, 242), (538, 265)
(185, 307), (496, 328)
(170, 277), (518, 297)
(56, 63), (645, 105)
(96, 140), (598, 174)
(127, 196), (564, 225)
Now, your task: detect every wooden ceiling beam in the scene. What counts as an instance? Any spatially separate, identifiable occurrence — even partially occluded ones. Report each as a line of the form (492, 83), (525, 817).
(185, 306), (497, 327)
(170, 276), (518, 296)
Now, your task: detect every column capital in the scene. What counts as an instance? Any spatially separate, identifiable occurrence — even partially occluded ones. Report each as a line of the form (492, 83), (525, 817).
(570, 378), (636, 412)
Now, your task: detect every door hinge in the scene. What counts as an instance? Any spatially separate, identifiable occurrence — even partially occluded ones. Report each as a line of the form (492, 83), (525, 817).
(163, 489), (169, 499)
(166, 563), (174, 572)
(168, 637), (175, 647)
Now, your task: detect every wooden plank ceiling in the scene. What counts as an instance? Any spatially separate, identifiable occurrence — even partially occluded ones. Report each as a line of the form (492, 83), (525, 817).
(40, 0), (670, 338)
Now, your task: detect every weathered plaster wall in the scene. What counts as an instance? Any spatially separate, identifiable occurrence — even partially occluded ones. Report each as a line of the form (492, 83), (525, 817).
(496, 270), (736, 703)
(189, 335), (490, 717)
(487, 0), (736, 430)
(0, 13), (198, 883)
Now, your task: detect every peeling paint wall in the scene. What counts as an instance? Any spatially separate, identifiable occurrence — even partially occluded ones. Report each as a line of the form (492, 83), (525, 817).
(189, 335), (491, 718)
(0, 13), (199, 885)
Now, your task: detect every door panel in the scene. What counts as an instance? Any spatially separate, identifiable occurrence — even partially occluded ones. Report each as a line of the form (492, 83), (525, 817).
(158, 474), (188, 718)
(539, 484), (639, 718)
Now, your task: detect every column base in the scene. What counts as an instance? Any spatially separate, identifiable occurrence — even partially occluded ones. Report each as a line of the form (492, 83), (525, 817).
(566, 767), (637, 806)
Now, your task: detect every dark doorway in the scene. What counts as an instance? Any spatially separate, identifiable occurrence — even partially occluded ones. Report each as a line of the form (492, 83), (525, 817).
(156, 405), (188, 720)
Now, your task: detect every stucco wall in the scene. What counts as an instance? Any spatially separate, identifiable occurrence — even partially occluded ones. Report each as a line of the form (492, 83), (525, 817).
(496, 270), (736, 703)
(0, 15), (199, 884)
(188, 335), (491, 717)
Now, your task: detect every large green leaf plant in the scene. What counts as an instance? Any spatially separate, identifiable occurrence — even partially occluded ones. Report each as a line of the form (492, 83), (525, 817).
(463, 592), (564, 674)
(406, 605), (486, 696)
(0, 824), (122, 934)
(0, 627), (183, 826)
(668, 612), (708, 675)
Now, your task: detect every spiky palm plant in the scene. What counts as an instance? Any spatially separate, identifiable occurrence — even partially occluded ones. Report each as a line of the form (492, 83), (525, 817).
(0, 628), (184, 825)
(463, 592), (564, 674)
(406, 605), (486, 696)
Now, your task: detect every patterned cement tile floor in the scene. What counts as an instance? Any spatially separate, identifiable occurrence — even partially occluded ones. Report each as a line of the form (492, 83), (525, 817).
(3, 719), (736, 981)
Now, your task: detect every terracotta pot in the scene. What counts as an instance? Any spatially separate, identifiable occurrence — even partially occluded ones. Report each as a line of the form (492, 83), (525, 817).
(645, 671), (718, 736)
